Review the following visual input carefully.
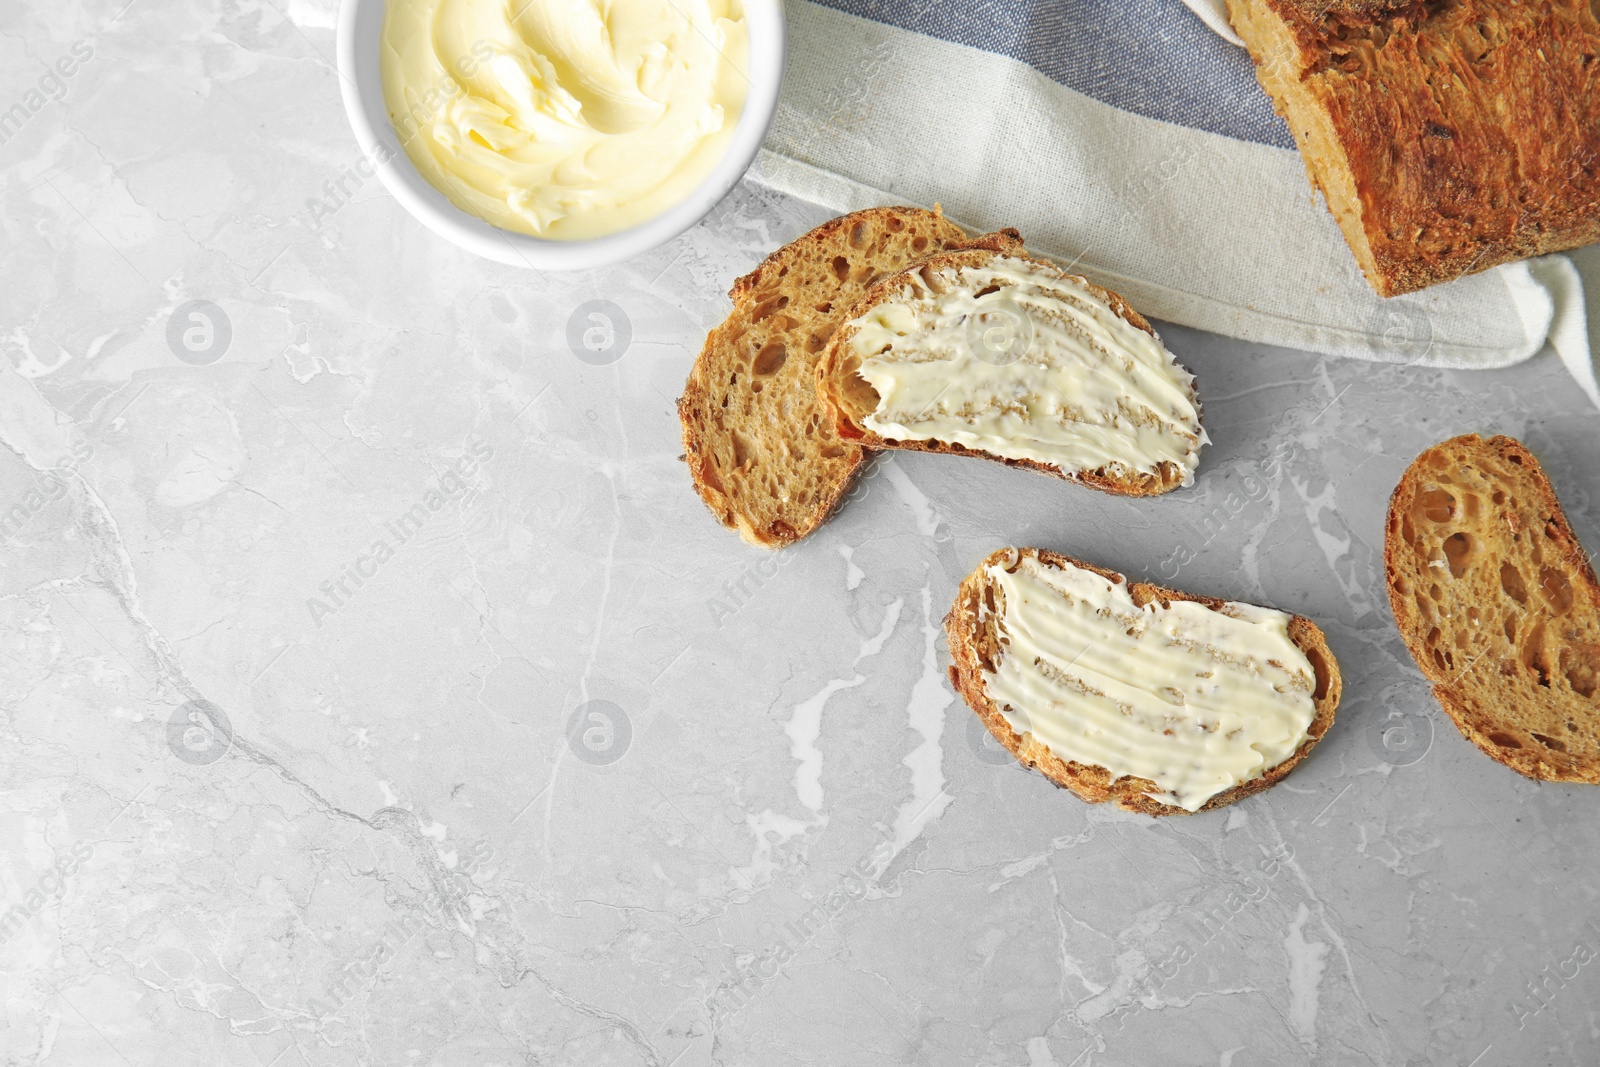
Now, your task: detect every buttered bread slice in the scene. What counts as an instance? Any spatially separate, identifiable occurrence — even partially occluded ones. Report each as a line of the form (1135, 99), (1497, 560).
(678, 206), (989, 548)
(947, 548), (1341, 814)
(1385, 434), (1600, 782)
(818, 249), (1206, 496)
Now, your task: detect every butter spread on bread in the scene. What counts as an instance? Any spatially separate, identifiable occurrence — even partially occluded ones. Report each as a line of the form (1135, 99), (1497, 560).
(946, 548), (1341, 815)
(981, 552), (1316, 811)
(821, 249), (1205, 496)
(677, 206), (976, 548)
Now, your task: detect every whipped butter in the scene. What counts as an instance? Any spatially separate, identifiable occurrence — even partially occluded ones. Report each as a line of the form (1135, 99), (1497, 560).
(847, 257), (1206, 482)
(982, 554), (1316, 811)
(380, 0), (748, 240)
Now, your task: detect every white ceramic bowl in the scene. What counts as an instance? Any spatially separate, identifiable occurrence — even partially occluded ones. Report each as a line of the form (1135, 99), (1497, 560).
(336, 0), (786, 270)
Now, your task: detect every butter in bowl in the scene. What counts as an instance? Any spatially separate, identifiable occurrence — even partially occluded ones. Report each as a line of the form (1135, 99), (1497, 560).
(337, 0), (785, 268)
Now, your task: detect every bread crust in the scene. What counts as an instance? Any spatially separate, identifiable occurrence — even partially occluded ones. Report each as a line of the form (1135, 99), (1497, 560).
(677, 206), (971, 548)
(1229, 0), (1600, 296)
(946, 548), (1342, 815)
(1384, 433), (1600, 782)
(816, 248), (1202, 497)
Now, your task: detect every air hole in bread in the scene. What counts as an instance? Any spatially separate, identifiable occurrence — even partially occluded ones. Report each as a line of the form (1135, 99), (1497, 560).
(1306, 647), (1331, 700)
(752, 342), (788, 377)
(1562, 646), (1598, 698)
(1442, 532), (1474, 577)
(1488, 731), (1523, 749)
(830, 256), (849, 282)
(730, 431), (754, 471)
(1417, 489), (1456, 522)
(911, 236), (928, 253)
(1400, 514), (1416, 545)
(1492, 490), (1506, 505)
(750, 381), (763, 394)
(886, 216), (905, 233)
(839, 357), (881, 416)
(752, 293), (790, 322)
(1531, 732), (1566, 752)
(849, 223), (869, 249)
(1503, 614), (1516, 642)
(1429, 583), (1443, 603)
(1523, 621), (1550, 686)
(974, 284), (1001, 298)
(1426, 625), (1442, 647)
(1539, 566), (1574, 615)
(1501, 562), (1528, 604)
(816, 301), (833, 314)
(1432, 646), (1451, 672)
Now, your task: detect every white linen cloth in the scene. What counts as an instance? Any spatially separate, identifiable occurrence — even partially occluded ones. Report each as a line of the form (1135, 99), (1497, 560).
(750, 0), (1600, 407)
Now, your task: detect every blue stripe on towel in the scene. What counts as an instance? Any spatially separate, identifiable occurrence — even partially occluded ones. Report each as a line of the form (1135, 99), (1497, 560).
(808, 0), (1296, 149)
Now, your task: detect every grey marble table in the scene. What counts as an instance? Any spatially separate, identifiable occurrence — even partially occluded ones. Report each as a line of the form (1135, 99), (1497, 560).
(4, 3), (1600, 1065)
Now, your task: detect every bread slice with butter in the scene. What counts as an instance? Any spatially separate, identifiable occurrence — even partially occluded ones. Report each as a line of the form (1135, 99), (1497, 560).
(947, 548), (1341, 814)
(1385, 434), (1600, 782)
(816, 248), (1206, 497)
(678, 206), (1008, 548)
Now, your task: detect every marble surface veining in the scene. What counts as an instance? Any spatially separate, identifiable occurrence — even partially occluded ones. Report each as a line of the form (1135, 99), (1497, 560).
(3, 1), (1600, 1065)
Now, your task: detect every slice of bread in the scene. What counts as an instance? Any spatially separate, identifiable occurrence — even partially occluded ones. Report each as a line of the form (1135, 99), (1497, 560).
(817, 248), (1205, 496)
(1384, 434), (1600, 782)
(946, 548), (1341, 815)
(1228, 0), (1600, 296)
(677, 206), (975, 548)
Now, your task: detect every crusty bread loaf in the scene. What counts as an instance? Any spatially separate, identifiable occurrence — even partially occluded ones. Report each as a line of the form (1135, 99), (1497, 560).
(1385, 434), (1600, 782)
(946, 548), (1342, 815)
(1228, 0), (1600, 296)
(816, 248), (1204, 497)
(677, 206), (975, 548)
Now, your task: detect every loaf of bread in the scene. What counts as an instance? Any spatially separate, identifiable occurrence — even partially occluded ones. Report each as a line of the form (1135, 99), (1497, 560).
(946, 548), (1341, 815)
(816, 248), (1206, 496)
(1228, 0), (1600, 296)
(677, 206), (976, 548)
(1385, 434), (1600, 781)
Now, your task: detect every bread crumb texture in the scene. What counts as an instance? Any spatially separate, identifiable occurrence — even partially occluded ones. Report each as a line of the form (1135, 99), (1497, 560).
(1385, 434), (1600, 781)
(677, 207), (969, 547)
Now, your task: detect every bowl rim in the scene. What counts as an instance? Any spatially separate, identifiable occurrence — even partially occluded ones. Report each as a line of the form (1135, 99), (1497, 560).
(335, 0), (786, 270)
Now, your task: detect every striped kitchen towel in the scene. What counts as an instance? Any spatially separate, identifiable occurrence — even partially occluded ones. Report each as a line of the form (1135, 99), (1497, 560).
(750, 0), (1600, 407)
